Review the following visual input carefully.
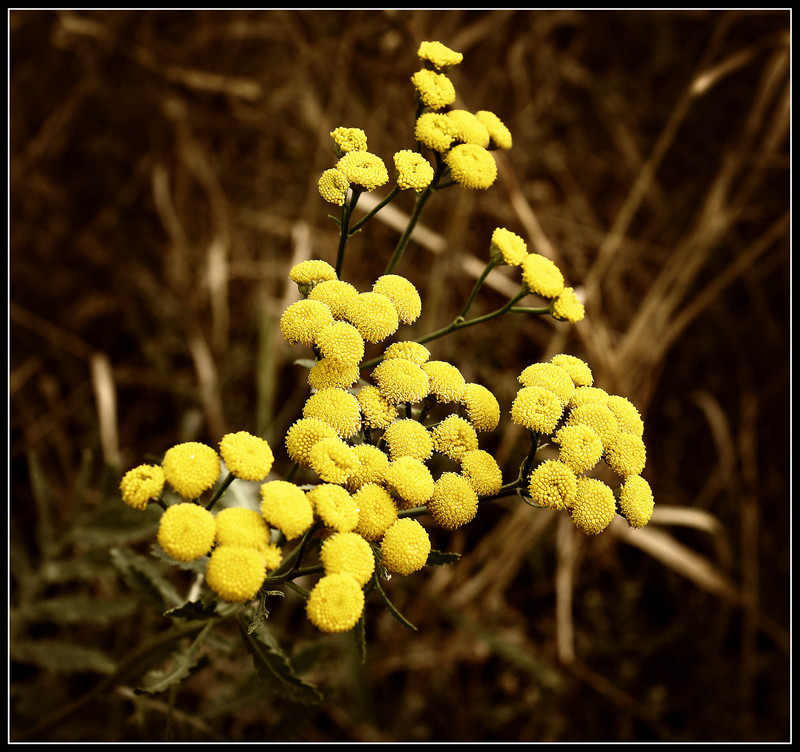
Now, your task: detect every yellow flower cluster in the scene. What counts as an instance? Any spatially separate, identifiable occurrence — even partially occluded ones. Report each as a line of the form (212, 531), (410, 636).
(120, 464), (165, 511)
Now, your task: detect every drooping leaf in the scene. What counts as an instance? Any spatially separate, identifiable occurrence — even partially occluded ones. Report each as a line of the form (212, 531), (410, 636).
(134, 626), (212, 695)
(22, 594), (138, 625)
(110, 547), (182, 608)
(426, 549), (462, 566)
(11, 639), (116, 675)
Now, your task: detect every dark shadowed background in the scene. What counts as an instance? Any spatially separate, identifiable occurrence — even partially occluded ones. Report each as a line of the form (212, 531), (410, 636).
(10, 9), (790, 742)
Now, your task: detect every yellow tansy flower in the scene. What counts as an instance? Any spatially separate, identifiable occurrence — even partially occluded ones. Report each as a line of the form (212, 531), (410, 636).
(314, 321), (365, 366)
(475, 110), (513, 150)
(383, 340), (431, 365)
(410, 68), (456, 110)
(415, 112), (455, 152)
(162, 442), (221, 500)
(393, 150), (435, 191)
(285, 417), (339, 467)
(308, 358), (360, 391)
(551, 286), (585, 323)
(490, 227), (528, 266)
(427, 472), (479, 529)
(345, 291), (400, 344)
(550, 353), (593, 387)
(570, 477), (616, 535)
(444, 143), (498, 190)
(219, 431), (274, 482)
(306, 573), (365, 633)
(120, 464), (165, 511)
(308, 436), (360, 485)
(527, 459), (577, 511)
(568, 385), (609, 410)
(206, 546), (268, 603)
(417, 40), (463, 70)
(303, 388), (361, 439)
(357, 384), (399, 430)
(461, 382), (501, 432)
(215, 506), (270, 551)
(421, 360), (466, 403)
(280, 299), (335, 348)
(380, 518), (431, 576)
(616, 475), (655, 528)
(347, 444), (391, 491)
(320, 531), (375, 586)
(352, 483), (398, 541)
(518, 362), (576, 407)
(318, 168), (351, 206)
(384, 456), (435, 508)
(330, 126), (368, 155)
(604, 432), (647, 478)
(460, 449), (503, 496)
(521, 253), (565, 299)
(307, 279), (359, 319)
(335, 150), (389, 192)
(567, 402), (620, 450)
(511, 386), (564, 435)
(289, 259), (338, 287)
(446, 109), (490, 148)
(431, 414), (479, 462)
(259, 480), (314, 540)
(308, 483), (360, 533)
(157, 502), (216, 562)
(372, 274), (422, 324)
(553, 423), (604, 474)
(605, 394), (645, 438)
(383, 419), (434, 462)
(371, 358), (430, 404)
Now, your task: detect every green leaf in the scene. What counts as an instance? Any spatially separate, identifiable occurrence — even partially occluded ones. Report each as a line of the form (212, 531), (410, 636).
(21, 595), (138, 625)
(163, 597), (220, 622)
(110, 547), (183, 608)
(11, 639), (116, 675)
(373, 577), (417, 632)
(239, 617), (323, 705)
(27, 450), (55, 560)
(135, 625), (212, 695)
(353, 612), (367, 664)
(426, 549), (462, 566)
(292, 358), (317, 371)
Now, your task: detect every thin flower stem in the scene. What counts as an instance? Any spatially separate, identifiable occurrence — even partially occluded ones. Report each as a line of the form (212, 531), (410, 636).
(349, 185), (400, 235)
(206, 472), (235, 511)
(509, 305), (552, 315)
(335, 188), (362, 277)
(384, 186), (432, 275)
(459, 260), (497, 319)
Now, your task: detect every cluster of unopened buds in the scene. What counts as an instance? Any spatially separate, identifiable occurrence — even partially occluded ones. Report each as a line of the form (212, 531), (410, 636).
(119, 40), (653, 636)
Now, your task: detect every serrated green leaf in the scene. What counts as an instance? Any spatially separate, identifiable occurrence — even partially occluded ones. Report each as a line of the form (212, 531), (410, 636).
(426, 549), (462, 566)
(110, 547), (182, 608)
(22, 595), (138, 625)
(354, 612), (367, 664)
(239, 617), (323, 705)
(11, 639), (116, 675)
(135, 624), (213, 695)
(163, 598), (219, 622)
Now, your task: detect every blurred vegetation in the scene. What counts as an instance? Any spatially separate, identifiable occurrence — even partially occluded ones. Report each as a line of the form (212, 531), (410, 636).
(10, 9), (789, 742)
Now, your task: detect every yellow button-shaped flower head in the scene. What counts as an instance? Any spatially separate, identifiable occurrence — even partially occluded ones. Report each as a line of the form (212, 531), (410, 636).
(308, 484), (359, 533)
(415, 112), (455, 153)
(380, 518), (431, 576)
(460, 449), (503, 496)
(357, 384), (398, 430)
(314, 321), (365, 366)
(527, 460), (577, 510)
(372, 358), (430, 404)
(568, 385), (609, 410)
(306, 573), (365, 633)
(604, 432), (647, 478)
(372, 274), (422, 324)
(303, 388), (361, 439)
(289, 259), (338, 287)
(444, 144), (498, 190)
(384, 456), (435, 508)
(605, 395), (645, 438)
(476, 110), (513, 150)
(383, 419), (433, 462)
(616, 475), (655, 528)
(461, 382), (501, 432)
(162, 442), (221, 500)
(308, 279), (359, 320)
(553, 424), (604, 474)
(318, 168), (351, 206)
(120, 464), (165, 511)
(280, 299), (335, 348)
(345, 292), (400, 344)
(335, 151), (389, 192)
(521, 253), (565, 299)
(567, 402), (620, 451)
(308, 358), (360, 391)
(446, 109), (490, 148)
(308, 437), (360, 485)
(490, 227), (527, 266)
(393, 150), (435, 191)
(259, 480), (314, 540)
(518, 362), (576, 407)
(422, 360), (466, 403)
(383, 340), (431, 365)
(550, 353), (593, 387)
(551, 286), (585, 323)
(431, 414), (479, 462)
(511, 387), (564, 435)
(428, 473), (479, 529)
(330, 126), (368, 155)
(320, 531), (375, 586)
(411, 69), (456, 110)
(285, 417), (339, 467)
(206, 546), (267, 603)
(570, 477), (617, 535)
(417, 40), (463, 70)
(352, 484), (398, 541)
(215, 506), (270, 551)
(347, 444), (390, 491)
(157, 502), (216, 562)
(219, 431), (274, 482)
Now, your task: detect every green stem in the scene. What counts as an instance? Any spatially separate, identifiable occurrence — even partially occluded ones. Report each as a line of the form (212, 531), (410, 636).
(384, 186), (433, 275)
(350, 185), (400, 235)
(459, 260), (497, 320)
(509, 306), (552, 315)
(206, 471), (235, 511)
(335, 188), (362, 277)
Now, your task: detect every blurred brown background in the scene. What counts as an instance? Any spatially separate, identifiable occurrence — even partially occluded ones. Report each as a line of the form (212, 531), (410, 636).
(10, 9), (790, 742)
